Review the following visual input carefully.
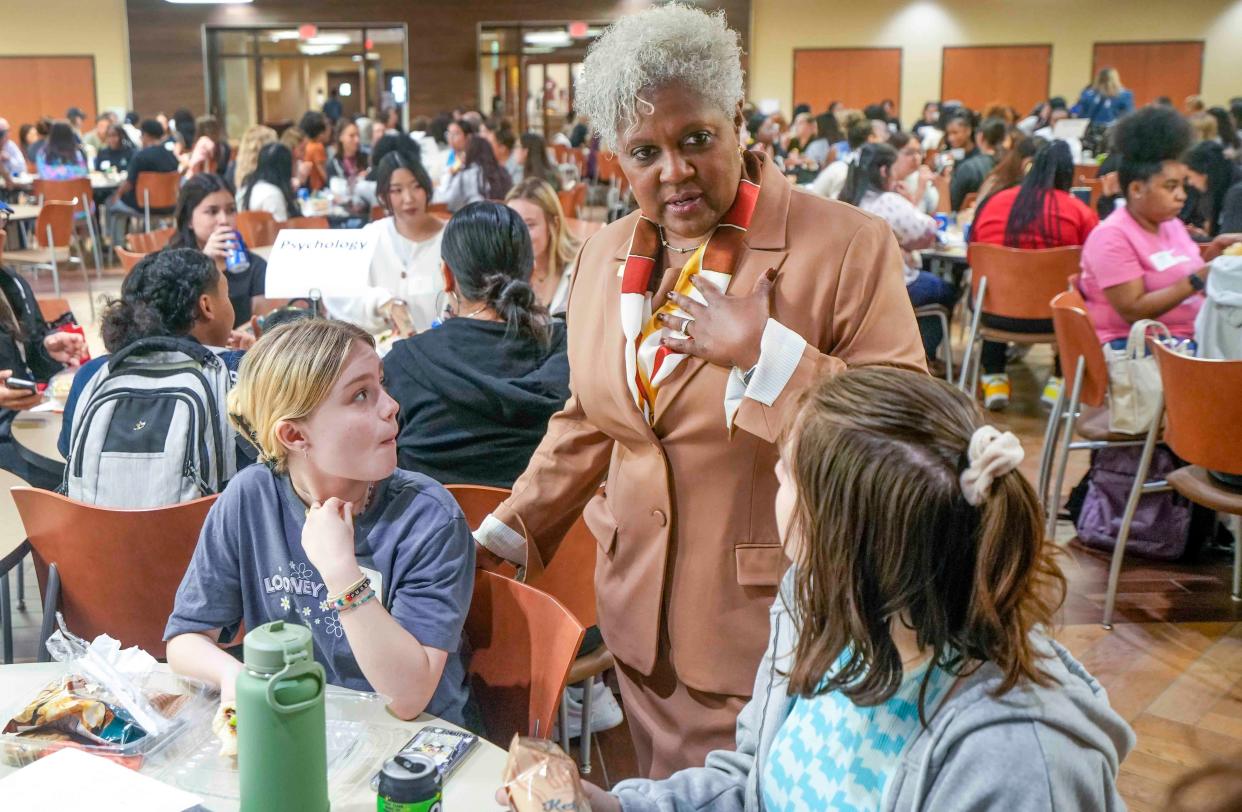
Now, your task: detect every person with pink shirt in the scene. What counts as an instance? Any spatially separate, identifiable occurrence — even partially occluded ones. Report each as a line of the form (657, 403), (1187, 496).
(1081, 106), (1242, 348)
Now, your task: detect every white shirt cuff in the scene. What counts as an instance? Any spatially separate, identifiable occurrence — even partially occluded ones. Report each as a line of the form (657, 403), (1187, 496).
(474, 514), (527, 568)
(724, 318), (808, 429)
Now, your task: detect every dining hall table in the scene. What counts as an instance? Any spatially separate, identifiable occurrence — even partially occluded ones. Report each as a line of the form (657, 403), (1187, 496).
(0, 662), (509, 810)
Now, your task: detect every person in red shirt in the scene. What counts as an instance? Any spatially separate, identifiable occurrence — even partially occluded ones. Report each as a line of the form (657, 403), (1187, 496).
(970, 140), (1098, 409)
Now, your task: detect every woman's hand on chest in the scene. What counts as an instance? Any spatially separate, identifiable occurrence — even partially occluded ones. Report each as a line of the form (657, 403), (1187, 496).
(658, 268), (776, 370)
(302, 497), (363, 593)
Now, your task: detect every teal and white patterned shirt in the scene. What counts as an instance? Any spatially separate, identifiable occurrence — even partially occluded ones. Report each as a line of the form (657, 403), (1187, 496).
(761, 654), (956, 811)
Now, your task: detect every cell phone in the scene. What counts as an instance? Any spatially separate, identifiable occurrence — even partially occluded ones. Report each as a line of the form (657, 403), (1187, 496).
(4, 377), (38, 393)
(369, 726), (478, 791)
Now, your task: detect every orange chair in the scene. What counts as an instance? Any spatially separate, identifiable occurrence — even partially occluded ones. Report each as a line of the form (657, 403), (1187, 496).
(236, 210), (279, 248)
(427, 203), (451, 221)
(34, 178), (103, 275)
(1040, 290), (1160, 549)
(282, 215), (329, 230)
(557, 184), (587, 219)
(957, 244), (1081, 396)
(11, 488), (216, 660)
(134, 171), (180, 232)
(370, 205), (386, 223)
(4, 201), (93, 317)
(444, 484), (520, 579)
(36, 298), (72, 324)
(1075, 163), (1100, 184)
(1082, 177), (1103, 210)
(466, 570), (585, 745)
(115, 246), (146, 273)
(127, 226), (175, 254)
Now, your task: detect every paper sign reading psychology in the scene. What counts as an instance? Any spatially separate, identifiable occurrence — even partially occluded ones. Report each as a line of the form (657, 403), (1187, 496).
(263, 229), (376, 298)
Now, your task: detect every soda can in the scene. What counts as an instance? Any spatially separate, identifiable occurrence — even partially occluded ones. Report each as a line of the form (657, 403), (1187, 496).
(226, 230), (251, 274)
(933, 213), (949, 232)
(377, 754), (442, 812)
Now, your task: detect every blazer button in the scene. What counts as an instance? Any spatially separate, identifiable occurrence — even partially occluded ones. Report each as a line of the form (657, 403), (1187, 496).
(652, 509), (667, 527)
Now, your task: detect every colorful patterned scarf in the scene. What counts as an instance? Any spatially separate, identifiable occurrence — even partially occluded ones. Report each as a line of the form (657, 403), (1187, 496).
(619, 150), (762, 421)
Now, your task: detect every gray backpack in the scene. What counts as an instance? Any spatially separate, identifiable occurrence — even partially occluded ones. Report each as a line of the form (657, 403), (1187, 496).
(63, 337), (236, 508)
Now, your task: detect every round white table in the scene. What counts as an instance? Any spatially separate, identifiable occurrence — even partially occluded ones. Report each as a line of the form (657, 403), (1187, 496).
(6, 204), (40, 223)
(11, 412), (63, 462)
(0, 662), (508, 810)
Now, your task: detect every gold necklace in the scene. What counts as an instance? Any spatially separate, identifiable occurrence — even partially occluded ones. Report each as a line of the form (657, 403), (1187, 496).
(658, 225), (708, 254)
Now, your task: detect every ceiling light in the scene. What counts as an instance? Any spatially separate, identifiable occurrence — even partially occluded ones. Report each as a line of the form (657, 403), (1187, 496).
(524, 31), (571, 47)
(298, 44), (341, 55)
(164, 0), (253, 4)
(306, 33), (351, 46)
(268, 30), (300, 41)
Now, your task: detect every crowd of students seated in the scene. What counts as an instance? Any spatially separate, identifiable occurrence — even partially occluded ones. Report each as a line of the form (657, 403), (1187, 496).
(6, 12), (1242, 802)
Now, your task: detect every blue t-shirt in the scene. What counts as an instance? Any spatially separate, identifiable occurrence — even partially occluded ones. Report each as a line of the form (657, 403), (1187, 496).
(164, 464), (476, 727)
(762, 655), (956, 811)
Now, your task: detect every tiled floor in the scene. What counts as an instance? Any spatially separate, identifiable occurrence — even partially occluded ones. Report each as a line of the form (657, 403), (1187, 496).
(3, 258), (1240, 809)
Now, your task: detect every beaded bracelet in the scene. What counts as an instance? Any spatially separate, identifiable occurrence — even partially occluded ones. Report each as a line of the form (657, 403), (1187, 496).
(330, 576), (371, 610)
(336, 587), (376, 614)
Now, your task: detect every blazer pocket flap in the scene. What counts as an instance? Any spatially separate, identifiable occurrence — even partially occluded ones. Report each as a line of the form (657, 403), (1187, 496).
(581, 496), (618, 555)
(735, 544), (788, 587)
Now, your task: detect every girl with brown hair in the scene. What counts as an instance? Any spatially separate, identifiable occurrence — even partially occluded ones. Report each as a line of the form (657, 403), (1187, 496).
(587, 367), (1133, 811)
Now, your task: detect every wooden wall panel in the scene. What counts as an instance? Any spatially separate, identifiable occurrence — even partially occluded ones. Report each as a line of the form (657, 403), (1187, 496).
(792, 48), (901, 114)
(124, 0), (750, 125)
(941, 45), (1051, 115)
(1092, 41), (1203, 108)
(0, 57), (96, 127)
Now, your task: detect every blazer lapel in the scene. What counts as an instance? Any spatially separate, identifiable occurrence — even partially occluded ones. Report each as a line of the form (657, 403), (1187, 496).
(603, 234), (661, 442)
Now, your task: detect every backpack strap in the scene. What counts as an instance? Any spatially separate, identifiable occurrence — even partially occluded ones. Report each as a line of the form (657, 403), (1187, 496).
(108, 336), (219, 370)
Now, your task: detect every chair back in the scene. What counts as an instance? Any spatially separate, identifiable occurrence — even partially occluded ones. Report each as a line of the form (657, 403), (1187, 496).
(427, 203), (451, 220)
(1050, 289), (1109, 407)
(444, 484), (508, 525)
(557, 184), (587, 219)
(34, 201), (77, 248)
(595, 152), (626, 189)
(968, 244), (1081, 321)
(465, 570), (584, 744)
(35, 178), (93, 216)
(11, 488), (217, 659)
(370, 205), (386, 223)
(236, 210), (279, 247)
(1075, 163), (1100, 183)
(135, 171), (180, 210)
(525, 514), (598, 628)
(127, 227), (175, 253)
(282, 215), (329, 230)
(115, 246), (146, 273)
(1153, 343), (1242, 475)
(36, 297), (72, 324)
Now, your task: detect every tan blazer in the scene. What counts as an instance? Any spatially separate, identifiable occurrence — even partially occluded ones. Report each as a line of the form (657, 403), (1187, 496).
(495, 157), (925, 696)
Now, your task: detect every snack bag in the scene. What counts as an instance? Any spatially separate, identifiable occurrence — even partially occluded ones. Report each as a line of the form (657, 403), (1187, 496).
(501, 735), (592, 812)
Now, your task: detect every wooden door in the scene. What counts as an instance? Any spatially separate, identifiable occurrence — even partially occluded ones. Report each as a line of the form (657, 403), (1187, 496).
(1092, 42), (1203, 108)
(793, 48), (901, 114)
(941, 45), (1051, 115)
(0, 56), (97, 128)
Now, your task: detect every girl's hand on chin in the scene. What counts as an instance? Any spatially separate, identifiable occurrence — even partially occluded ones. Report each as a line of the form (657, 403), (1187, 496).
(302, 497), (362, 590)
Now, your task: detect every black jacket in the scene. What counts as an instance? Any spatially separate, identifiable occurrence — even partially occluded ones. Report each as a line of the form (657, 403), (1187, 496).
(0, 265), (62, 385)
(382, 317), (569, 488)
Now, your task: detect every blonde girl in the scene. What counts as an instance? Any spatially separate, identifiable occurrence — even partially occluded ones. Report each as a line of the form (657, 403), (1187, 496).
(230, 124), (277, 190)
(505, 177), (580, 313)
(165, 318), (475, 725)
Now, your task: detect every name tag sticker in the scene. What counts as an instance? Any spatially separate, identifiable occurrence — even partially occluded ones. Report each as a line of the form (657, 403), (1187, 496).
(1149, 249), (1189, 272)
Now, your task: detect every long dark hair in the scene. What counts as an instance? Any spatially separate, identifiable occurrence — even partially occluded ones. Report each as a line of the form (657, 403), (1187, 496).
(785, 367), (1064, 720)
(194, 115), (225, 170)
(375, 151), (434, 216)
(242, 143), (298, 216)
(101, 249), (221, 353)
(463, 136), (513, 201)
(1185, 140), (1235, 237)
(44, 121), (81, 164)
(440, 202), (549, 345)
(815, 111), (842, 145)
(172, 109), (196, 150)
(169, 174), (234, 250)
(840, 143), (899, 207)
(1000, 140), (1074, 248)
(1208, 107), (1239, 150)
(519, 132), (556, 184)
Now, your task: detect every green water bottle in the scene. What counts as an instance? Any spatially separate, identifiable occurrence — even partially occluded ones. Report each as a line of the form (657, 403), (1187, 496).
(236, 620), (329, 812)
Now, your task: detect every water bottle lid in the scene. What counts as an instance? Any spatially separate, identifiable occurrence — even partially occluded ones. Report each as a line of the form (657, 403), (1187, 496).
(243, 620), (314, 673)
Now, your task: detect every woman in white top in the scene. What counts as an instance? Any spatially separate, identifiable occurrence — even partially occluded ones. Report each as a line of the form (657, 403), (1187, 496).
(504, 177), (580, 315)
(239, 143), (298, 222)
(841, 143), (957, 363)
(433, 135), (512, 213)
(328, 151), (445, 335)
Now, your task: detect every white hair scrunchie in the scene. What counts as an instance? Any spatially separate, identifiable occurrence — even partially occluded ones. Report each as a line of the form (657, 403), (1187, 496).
(959, 426), (1025, 506)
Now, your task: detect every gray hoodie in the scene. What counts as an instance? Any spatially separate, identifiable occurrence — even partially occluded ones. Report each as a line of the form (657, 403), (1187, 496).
(613, 573), (1135, 811)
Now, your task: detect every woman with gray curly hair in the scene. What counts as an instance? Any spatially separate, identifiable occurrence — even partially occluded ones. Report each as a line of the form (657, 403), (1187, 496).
(475, 3), (925, 777)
